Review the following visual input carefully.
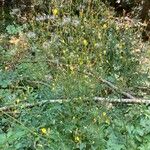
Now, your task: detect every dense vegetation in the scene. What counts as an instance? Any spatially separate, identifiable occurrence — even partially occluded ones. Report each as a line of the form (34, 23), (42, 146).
(0, 0), (150, 149)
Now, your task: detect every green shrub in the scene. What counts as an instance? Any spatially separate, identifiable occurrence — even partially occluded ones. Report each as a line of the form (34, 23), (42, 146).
(0, 0), (149, 149)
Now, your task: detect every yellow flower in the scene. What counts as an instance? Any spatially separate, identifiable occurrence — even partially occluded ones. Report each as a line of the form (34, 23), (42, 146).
(16, 99), (20, 104)
(52, 8), (58, 16)
(24, 97), (27, 100)
(83, 39), (88, 46)
(102, 112), (107, 117)
(5, 66), (9, 70)
(93, 118), (97, 123)
(116, 44), (123, 49)
(70, 65), (74, 71)
(105, 118), (110, 125)
(103, 24), (107, 29)
(75, 136), (80, 142)
(13, 110), (18, 114)
(125, 24), (129, 30)
(41, 128), (47, 134)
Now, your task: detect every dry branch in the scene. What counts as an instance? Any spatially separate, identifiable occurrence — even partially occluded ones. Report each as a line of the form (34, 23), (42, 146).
(99, 78), (136, 99)
(94, 97), (150, 104)
(0, 97), (150, 112)
(85, 71), (136, 99)
(0, 99), (69, 112)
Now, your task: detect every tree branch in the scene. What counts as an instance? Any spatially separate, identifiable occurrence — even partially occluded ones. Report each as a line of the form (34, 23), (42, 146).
(0, 97), (150, 113)
(94, 97), (150, 104)
(0, 99), (69, 112)
(85, 71), (136, 99)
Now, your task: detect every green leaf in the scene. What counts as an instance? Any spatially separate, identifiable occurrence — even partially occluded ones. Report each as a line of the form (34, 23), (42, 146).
(0, 134), (7, 145)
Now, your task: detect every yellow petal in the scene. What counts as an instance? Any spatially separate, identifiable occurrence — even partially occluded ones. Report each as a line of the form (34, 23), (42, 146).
(52, 8), (58, 16)
(105, 119), (110, 125)
(102, 112), (106, 116)
(103, 24), (107, 29)
(16, 99), (20, 104)
(83, 39), (88, 46)
(75, 136), (80, 142)
(41, 128), (47, 134)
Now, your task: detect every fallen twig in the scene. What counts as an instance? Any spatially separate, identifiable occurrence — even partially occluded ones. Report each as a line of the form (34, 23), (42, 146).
(0, 97), (150, 113)
(100, 77), (136, 99)
(136, 86), (150, 91)
(94, 97), (150, 104)
(0, 99), (69, 112)
(85, 71), (136, 99)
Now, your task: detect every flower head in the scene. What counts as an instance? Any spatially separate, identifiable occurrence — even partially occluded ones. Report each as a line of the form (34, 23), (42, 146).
(52, 8), (58, 16)
(102, 112), (107, 117)
(16, 99), (20, 104)
(41, 128), (47, 134)
(75, 136), (80, 142)
(105, 118), (110, 125)
(83, 39), (88, 46)
(103, 24), (107, 29)
(5, 66), (9, 70)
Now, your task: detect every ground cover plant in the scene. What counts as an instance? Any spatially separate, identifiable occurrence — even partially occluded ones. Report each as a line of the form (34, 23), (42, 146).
(0, 0), (150, 149)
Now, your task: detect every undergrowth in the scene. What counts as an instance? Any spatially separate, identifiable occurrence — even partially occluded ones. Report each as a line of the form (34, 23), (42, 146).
(0, 0), (150, 149)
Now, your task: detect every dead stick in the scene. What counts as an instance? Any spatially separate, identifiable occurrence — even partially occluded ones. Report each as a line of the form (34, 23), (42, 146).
(0, 99), (69, 112)
(1, 97), (150, 112)
(94, 97), (150, 104)
(85, 71), (136, 99)
(100, 78), (135, 99)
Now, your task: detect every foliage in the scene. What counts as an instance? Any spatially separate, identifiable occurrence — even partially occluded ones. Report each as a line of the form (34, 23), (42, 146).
(0, 0), (149, 149)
